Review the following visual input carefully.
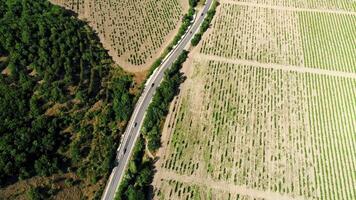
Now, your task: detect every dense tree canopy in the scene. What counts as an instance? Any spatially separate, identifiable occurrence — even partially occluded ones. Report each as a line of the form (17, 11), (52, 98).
(0, 0), (134, 196)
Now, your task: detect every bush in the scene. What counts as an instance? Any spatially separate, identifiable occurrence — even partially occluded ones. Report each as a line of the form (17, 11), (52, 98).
(191, 33), (202, 46)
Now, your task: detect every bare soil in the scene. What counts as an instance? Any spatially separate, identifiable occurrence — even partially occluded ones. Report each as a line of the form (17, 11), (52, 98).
(0, 173), (83, 200)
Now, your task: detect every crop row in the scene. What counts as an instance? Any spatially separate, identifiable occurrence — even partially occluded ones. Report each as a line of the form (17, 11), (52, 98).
(163, 60), (317, 198)
(304, 73), (356, 200)
(299, 12), (356, 73)
(200, 3), (356, 73)
(51, 0), (184, 67)
(154, 179), (265, 200)
(160, 58), (356, 200)
(200, 4), (304, 67)
(230, 0), (356, 12)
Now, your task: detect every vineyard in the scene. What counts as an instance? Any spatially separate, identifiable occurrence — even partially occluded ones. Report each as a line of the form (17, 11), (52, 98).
(155, 57), (356, 199)
(155, 178), (267, 200)
(228, 0), (356, 12)
(200, 3), (356, 72)
(153, 0), (356, 200)
(51, 0), (187, 70)
(299, 12), (356, 72)
(200, 3), (305, 66)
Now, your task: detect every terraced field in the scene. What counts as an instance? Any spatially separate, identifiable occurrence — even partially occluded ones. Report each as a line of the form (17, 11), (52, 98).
(153, 0), (356, 199)
(51, 0), (188, 71)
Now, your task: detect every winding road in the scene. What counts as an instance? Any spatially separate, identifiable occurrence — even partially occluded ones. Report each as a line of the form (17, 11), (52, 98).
(101, 1), (213, 199)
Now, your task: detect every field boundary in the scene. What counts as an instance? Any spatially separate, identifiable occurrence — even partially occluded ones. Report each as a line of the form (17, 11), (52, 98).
(198, 54), (356, 79)
(158, 169), (306, 200)
(221, 0), (356, 16)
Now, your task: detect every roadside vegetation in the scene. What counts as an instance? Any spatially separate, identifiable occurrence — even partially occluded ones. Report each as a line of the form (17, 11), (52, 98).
(191, 0), (218, 46)
(142, 51), (189, 152)
(129, 0), (198, 105)
(116, 51), (189, 200)
(0, 0), (135, 198)
(115, 1), (218, 199)
(145, 0), (197, 76)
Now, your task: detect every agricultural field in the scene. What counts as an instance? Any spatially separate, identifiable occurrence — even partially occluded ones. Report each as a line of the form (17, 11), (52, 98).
(51, 0), (188, 71)
(153, 0), (356, 200)
(299, 12), (356, 72)
(228, 0), (356, 12)
(200, 3), (305, 66)
(200, 2), (356, 72)
(155, 178), (266, 200)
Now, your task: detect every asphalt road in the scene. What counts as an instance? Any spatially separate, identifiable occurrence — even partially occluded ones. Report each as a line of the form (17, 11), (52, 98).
(101, 1), (213, 199)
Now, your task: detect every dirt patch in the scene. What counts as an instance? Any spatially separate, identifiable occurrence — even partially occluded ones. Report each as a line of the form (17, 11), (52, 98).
(89, 100), (103, 112)
(45, 103), (67, 117)
(157, 169), (306, 200)
(0, 173), (83, 200)
(1, 67), (10, 76)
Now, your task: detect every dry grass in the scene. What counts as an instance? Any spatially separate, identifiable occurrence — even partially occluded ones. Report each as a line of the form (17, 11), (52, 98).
(0, 173), (83, 200)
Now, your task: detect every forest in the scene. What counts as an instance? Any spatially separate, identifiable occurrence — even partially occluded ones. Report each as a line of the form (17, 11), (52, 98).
(0, 0), (134, 198)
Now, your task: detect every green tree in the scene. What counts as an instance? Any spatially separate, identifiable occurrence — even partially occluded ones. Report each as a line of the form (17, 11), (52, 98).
(27, 187), (41, 200)
(126, 186), (145, 200)
(191, 33), (202, 46)
(136, 167), (152, 187)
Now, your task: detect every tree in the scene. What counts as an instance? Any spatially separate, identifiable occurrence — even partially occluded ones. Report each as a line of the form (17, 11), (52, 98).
(191, 33), (202, 46)
(125, 185), (145, 200)
(136, 167), (152, 187)
(0, 0), (133, 191)
(27, 187), (41, 200)
(34, 156), (57, 176)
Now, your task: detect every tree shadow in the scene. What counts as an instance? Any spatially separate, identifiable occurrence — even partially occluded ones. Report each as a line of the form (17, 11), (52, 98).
(146, 156), (160, 200)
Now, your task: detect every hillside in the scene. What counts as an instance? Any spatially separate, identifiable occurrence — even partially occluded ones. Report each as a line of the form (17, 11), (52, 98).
(0, 0), (135, 199)
(50, 0), (189, 71)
